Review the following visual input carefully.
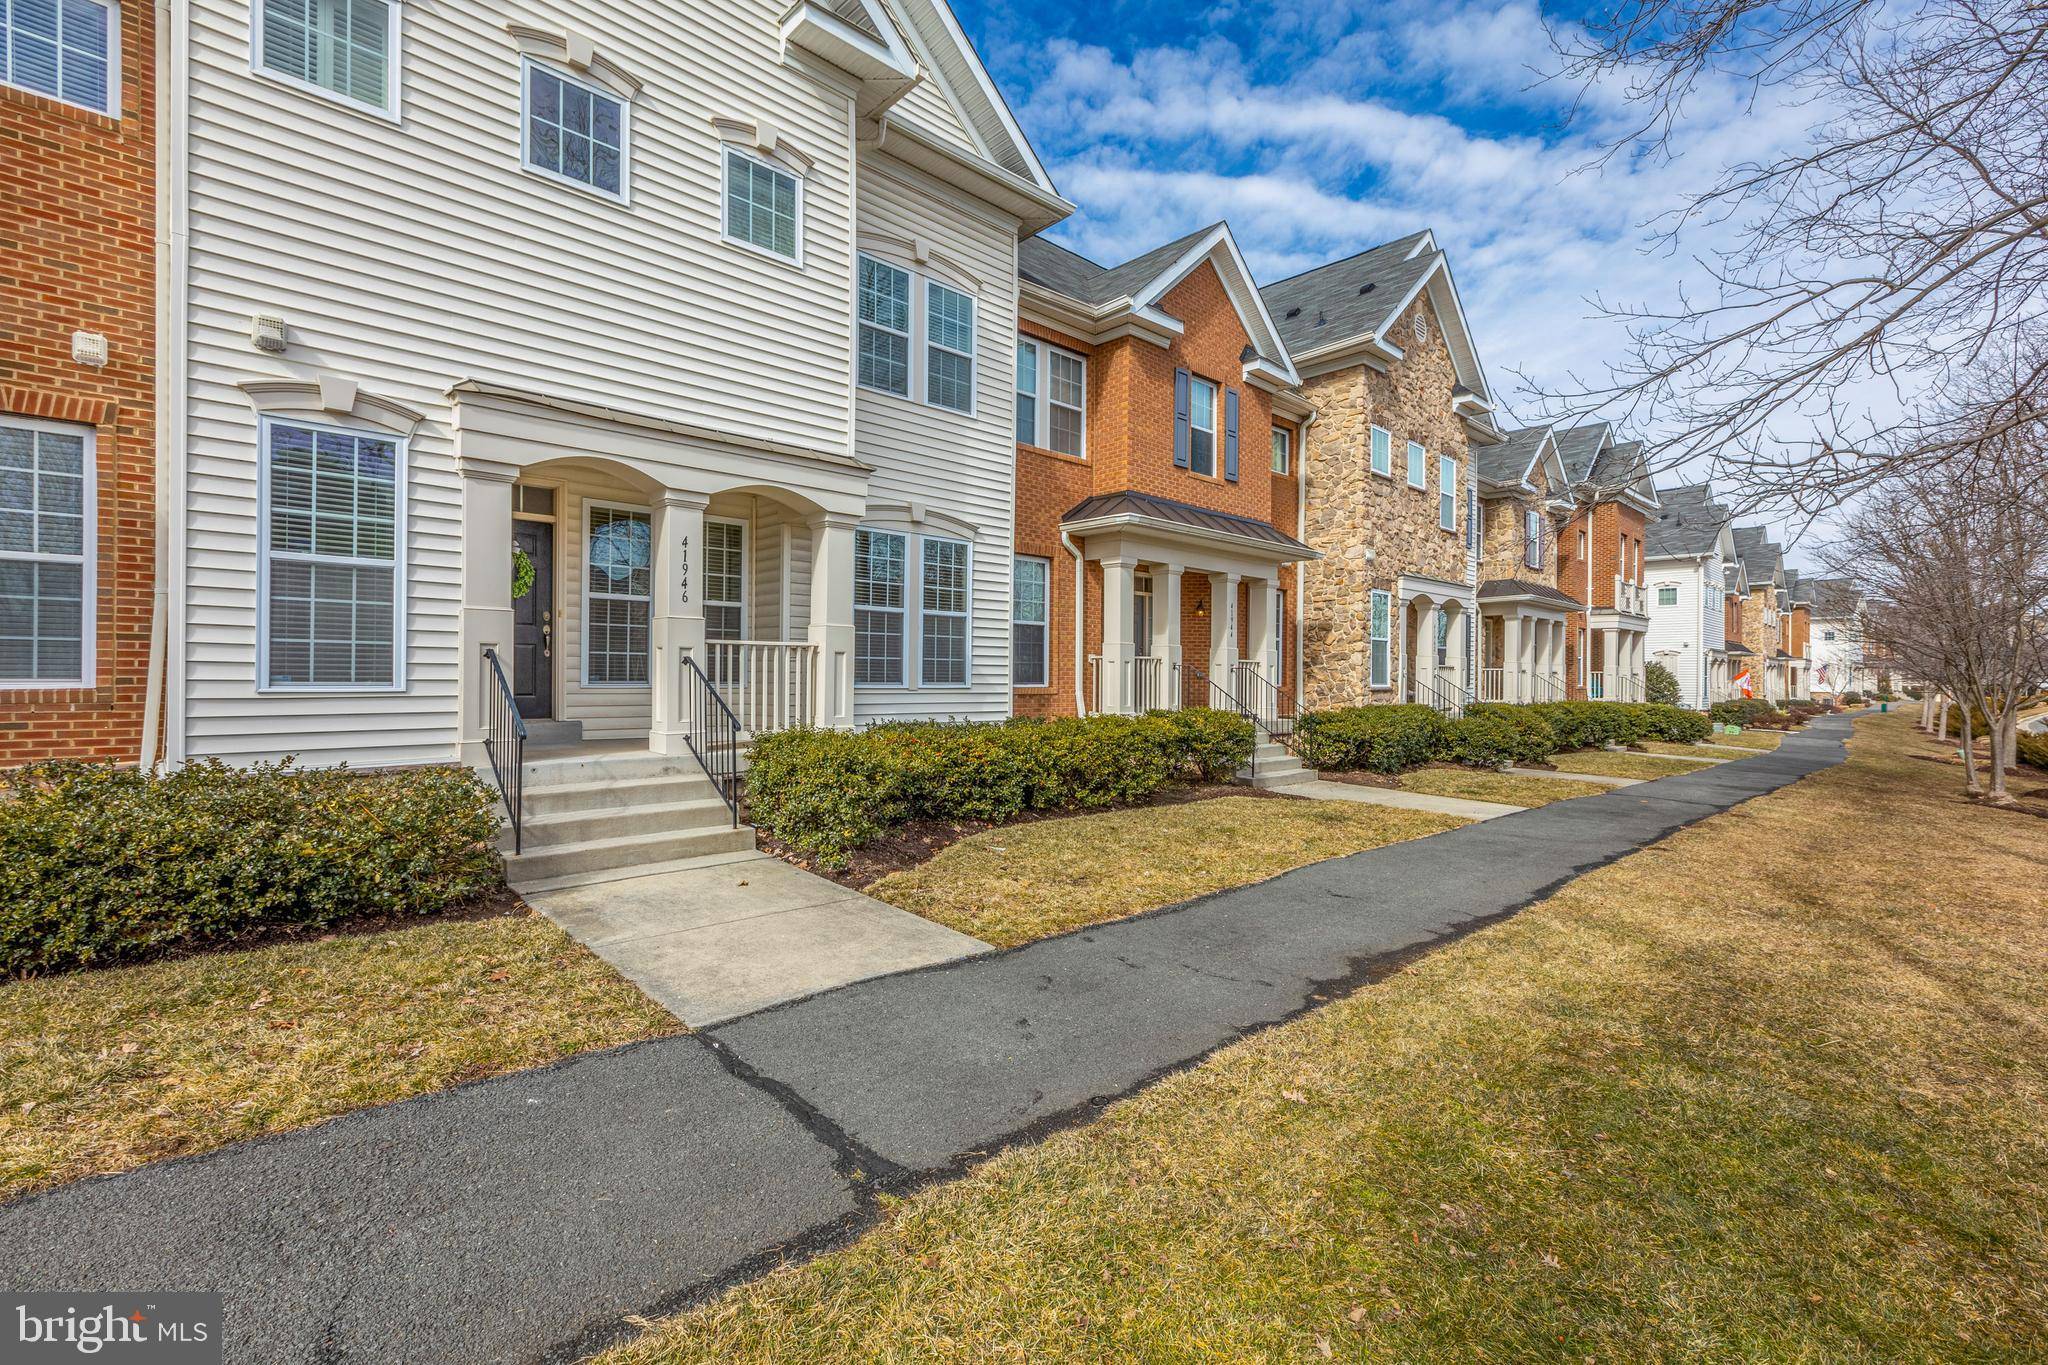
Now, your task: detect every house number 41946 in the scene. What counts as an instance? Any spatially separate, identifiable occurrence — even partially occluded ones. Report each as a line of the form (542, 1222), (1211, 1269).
(677, 534), (689, 604)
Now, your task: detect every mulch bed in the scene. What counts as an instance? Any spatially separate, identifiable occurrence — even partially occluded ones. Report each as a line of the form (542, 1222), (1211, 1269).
(752, 783), (1300, 890)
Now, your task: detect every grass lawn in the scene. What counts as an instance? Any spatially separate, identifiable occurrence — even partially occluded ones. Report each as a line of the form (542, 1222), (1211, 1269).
(866, 796), (1464, 948)
(605, 712), (2048, 1363)
(1548, 748), (1724, 780)
(1705, 729), (1787, 750)
(1392, 766), (1599, 808)
(0, 912), (677, 1200)
(1637, 740), (1737, 758)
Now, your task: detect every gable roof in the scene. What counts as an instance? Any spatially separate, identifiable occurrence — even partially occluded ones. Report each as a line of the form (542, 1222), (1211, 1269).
(1477, 424), (1560, 491)
(1019, 223), (1300, 385)
(1802, 576), (1863, 616)
(1646, 482), (1730, 558)
(1552, 423), (1611, 483)
(1257, 230), (1492, 405)
(1731, 526), (1784, 585)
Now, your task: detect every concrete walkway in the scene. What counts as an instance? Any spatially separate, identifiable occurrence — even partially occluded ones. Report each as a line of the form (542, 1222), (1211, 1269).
(1285, 776), (1523, 820)
(0, 718), (1853, 1365)
(526, 852), (989, 1026)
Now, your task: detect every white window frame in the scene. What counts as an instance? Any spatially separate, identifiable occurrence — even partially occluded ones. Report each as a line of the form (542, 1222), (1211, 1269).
(1524, 507), (1543, 570)
(1656, 584), (1679, 607)
(249, 0), (401, 122)
(4, 0), (120, 115)
(0, 416), (96, 689)
(1438, 455), (1457, 531)
(924, 280), (977, 415)
(1015, 335), (1085, 455)
(918, 535), (971, 687)
(1370, 425), (1391, 478)
(1013, 554), (1050, 689)
(579, 497), (653, 690)
(519, 57), (631, 205)
(720, 144), (801, 265)
(1187, 376), (1218, 478)
(1272, 586), (1285, 666)
(1270, 427), (1290, 475)
(1406, 440), (1426, 489)
(1015, 337), (1039, 448)
(1369, 589), (1391, 689)
(853, 526), (908, 689)
(702, 515), (746, 640)
(856, 254), (913, 399)
(256, 414), (407, 694)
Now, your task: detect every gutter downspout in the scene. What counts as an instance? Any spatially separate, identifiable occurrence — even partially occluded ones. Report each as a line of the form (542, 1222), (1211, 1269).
(1060, 529), (1084, 715)
(140, 0), (179, 770)
(1293, 407), (1314, 715)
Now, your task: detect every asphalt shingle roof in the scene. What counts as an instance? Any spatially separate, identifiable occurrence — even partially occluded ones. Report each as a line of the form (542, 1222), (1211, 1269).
(1478, 425), (1550, 487)
(1551, 423), (1610, 483)
(1801, 576), (1863, 616)
(1061, 489), (1314, 556)
(1731, 526), (1783, 583)
(1646, 482), (1728, 558)
(1476, 579), (1583, 609)
(1258, 231), (1437, 357)
(1018, 225), (1221, 307)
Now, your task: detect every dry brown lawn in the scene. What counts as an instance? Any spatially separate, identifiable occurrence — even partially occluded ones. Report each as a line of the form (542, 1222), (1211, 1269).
(1549, 748), (1725, 780)
(1393, 767), (1598, 807)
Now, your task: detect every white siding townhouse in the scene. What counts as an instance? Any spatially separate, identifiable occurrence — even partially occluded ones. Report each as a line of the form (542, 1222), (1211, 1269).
(1644, 482), (1734, 707)
(156, 0), (1071, 881)
(1802, 577), (1870, 698)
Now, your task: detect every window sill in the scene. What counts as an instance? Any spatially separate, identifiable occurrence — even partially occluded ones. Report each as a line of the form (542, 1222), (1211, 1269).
(248, 64), (400, 125)
(720, 231), (803, 271)
(1017, 442), (1087, 465)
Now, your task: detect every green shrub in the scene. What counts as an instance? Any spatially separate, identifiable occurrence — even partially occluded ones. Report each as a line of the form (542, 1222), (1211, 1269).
(1527, 701), (1633, 750)
(1644, 660), (1682, 706)
(744, 712), (1257, 865)
(1445, 709), (1557, 767)
(1620, 703), (1713, 744)
(1839, 690), (1864, 707)
(1710, 698), (1783, 728)
(0, 760), (502, 977)
(1295, 705), (1451, 773)
(2018, 734), (2048, 772)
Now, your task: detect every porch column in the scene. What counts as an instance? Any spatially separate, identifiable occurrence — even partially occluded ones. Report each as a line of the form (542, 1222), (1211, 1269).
(1601, 625), (1620, 701)
(808, 512), (858, 729)
(1101, 557), (1139, 714)
(1245, 576), (1275, 681)
(648, 490), (709, 758)
(1503, 612), (1524, 704)
(1207, 571), (1240, 698)
(458, 455), (518, 769)
(1158, 564), (1184, 709)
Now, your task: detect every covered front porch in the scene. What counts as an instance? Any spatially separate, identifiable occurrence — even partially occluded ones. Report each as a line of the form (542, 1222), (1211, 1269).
(1398, 577), (1476, 715)
(1584, 611), (1650, 703)
(1475, 580), (1578, 703)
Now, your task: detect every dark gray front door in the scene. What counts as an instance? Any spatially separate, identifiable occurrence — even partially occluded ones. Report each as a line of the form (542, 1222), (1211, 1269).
(512, 519), (553, 719)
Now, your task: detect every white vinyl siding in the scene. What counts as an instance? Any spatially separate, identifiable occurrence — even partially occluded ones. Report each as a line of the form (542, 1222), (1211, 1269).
(253, 0), (397, 117)
(854, 526), (906, 687)
(582, 502), (651, 687)
(1187, 376), (1216, 477)
(1369, 425), (1391, 478)
(1013, 555), (1048, 688)
(4, 0), (117, 114)
(1438, 455), (1457, 531)
(523, 60), (627, 201)
(1369, 589), (1390, 689)
(919, 536), (969, 685)
(259, 418), (402, 690)
(722, 146), (799, 260)
(0, 418), (92, 686)
(1406, 440), (1425, 489)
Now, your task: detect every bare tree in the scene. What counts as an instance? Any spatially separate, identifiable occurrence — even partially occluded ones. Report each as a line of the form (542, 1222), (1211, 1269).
(1542, 0), (2048, 513)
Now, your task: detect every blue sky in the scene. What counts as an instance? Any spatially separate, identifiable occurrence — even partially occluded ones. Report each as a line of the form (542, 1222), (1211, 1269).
(949, 0), (1823, 506)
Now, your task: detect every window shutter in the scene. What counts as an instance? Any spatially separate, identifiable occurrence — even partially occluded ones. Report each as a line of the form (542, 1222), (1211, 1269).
(1222, 388), (1240, 482)
(1173, 369), (1191, 468)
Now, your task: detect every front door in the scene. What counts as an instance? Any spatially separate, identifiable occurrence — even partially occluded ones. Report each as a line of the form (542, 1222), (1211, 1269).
(512, 519), (553, 719)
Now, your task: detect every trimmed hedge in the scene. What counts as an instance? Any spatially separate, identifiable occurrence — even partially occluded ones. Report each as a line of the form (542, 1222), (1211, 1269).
(1294, 705), (1450, 773)
(2018, 734), (2048, 772)
(1, 760), (503, 977)
(1710, 698), (1784, 728)
(745, 712), (1257, 865)
(1445, 708), (1557, 767)
(1527, 701), (1633, 750)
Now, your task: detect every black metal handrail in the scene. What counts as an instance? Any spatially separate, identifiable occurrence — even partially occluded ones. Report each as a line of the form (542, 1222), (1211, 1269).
(1187, 661), (1310, 763)
(680, 652), (742, 827)
(481, 647), (527, 854)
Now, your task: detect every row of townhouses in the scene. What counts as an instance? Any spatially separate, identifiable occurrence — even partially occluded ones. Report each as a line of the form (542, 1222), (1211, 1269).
(3, 0), (1855, 853)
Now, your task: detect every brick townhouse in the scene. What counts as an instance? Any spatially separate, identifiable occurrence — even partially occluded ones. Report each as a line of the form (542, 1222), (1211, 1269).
(1473, 425), (1580, 702)
(1012, 222), (1315, 725)
(1781, 569), (1814, 700)
(1550, 423), (1657, 701)
(1, 0), (157, 764)
(1259, 231), (1497, 712)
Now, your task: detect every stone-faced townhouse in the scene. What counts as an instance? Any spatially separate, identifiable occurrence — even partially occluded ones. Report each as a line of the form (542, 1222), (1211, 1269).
(1730, 528), (1789, 700)
(1011, 223), (1314, 727)
(1, 0), (157, 765)
(1550, 424), (1658, 701)
(1258, 231), (1495, 712)
(1644, 481), (1736, 707)
(154, 0), (1071, 884)
(1473, 425), (1580, 703)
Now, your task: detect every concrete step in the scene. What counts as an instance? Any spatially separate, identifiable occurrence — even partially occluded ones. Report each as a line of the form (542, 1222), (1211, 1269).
(502, 824), (756, 885)
(521, 750), (702, 787)
(520, 773), (719, 817)
(1246, 764), (1317, 789)
(505, 796), (740, 851)
(522, 719), (584, 746)
(513, 848), (765, 896)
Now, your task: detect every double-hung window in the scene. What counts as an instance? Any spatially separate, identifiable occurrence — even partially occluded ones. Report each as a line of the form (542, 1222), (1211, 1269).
(926, 283), (975, 413)
(1438, 456), (1457, 531)
(524, 61), (627, 201)
(854, 528), (906, 686)
(1015, 338), (1085, 456)
(723, 146), (798, 260)
(1368, 589), (1391, 689)
(1013, 556), (1048, 687)
(1524, 508), (1543, 569)
(1435, 607), (1450, 668)
(857, 256), (912, 397)
(582, 503), (651, 686)
(262, 419), (402, 689)
(1187, 377), (1217, 477)
(1406, 440), (1426, 489)
(5, 0), (116, 113)
(0, 419), (92, 686)
(254, 0), (397, 117)
(1270, 428), (1290, 475)
(920, 537), (969, 686)
(1370, 425), (1391, 478)
(1015, 339), (1038, 446)
(1657, 585), (1678, 607)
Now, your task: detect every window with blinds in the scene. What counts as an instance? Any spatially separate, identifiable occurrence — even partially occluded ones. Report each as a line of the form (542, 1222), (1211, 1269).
(926, 282), (975, 413)
(854, 528), (906, 686)
(4, 0), (116, 113)
(723, 147), (797, 258)
(255, 0), (395, 114)
(0, 420), (91, 685)
(262, 420), (401, 689)
(920, 537), (969, 685)
(857, 256), (911, 397)
(583, 504), (651, 686)
(1013, 556), (1048, 687)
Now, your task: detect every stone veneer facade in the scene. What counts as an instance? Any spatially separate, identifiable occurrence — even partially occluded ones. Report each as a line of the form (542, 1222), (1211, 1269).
(1478, 456), (1561, 585)
(1298, 293), (1477, 709)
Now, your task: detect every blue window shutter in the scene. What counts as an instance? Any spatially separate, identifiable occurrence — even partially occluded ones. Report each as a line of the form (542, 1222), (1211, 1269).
(1173, 369), (1190, 468)
(1223, 388), (1240, 482)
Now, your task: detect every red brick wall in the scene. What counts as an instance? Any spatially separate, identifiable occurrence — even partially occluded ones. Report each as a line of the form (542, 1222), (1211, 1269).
(1556, 501), (1649, 697)
(0, 12), (157, 766)
(1014, 261), (1297, 716)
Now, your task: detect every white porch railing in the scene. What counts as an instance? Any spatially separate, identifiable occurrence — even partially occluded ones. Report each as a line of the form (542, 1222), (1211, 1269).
(702, 640), (820, 736)
(1615, 577), (1649, 615)
(1591, 671), (1643, 702)
(1479, 667), (1505, 703)
(1087, 654), (1176, 715)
